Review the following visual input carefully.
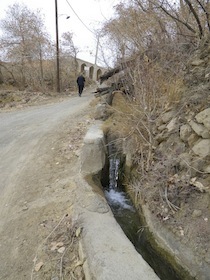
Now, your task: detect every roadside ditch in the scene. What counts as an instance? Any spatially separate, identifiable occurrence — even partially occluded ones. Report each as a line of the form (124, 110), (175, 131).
(79, 93), (198, 280)
(99, 136), (195, 280)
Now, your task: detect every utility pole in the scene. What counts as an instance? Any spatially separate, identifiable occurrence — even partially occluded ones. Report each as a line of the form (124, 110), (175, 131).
(94, 35), (99, 66)
(55, 0), (60, 92)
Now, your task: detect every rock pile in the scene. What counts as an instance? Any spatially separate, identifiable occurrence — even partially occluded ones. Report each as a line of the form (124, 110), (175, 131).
(154, 36), (210, 193)
(137, 36), (210, 280)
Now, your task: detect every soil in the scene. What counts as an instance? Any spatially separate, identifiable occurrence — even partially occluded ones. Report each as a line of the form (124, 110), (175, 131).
(104, 91), (210, 279)
(0, 88), (74, 111)
(0, 88), (96, 280)
(1, 85), (210, 280)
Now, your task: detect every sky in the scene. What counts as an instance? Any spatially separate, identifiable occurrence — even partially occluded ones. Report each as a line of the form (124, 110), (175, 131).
(0, 0), (120, 65)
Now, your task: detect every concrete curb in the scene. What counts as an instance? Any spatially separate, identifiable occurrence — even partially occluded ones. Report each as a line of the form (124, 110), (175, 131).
(80, 120), (107, 176)
(78, 122), (160, 280)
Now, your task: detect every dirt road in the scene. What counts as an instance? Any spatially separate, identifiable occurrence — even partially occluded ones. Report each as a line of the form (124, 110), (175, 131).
(0, 89), (95, 279)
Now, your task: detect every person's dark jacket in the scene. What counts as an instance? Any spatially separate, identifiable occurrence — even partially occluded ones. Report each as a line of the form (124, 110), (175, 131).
(77, 75), (85, 86)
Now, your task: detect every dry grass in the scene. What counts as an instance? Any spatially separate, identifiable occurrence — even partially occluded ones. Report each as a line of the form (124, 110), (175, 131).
(31, 214), (84, 280)
(102, 91), (134, 136)
(102, 58), (187, 215)
(166, 78), (185, 104)
(0, 84), (19, 91)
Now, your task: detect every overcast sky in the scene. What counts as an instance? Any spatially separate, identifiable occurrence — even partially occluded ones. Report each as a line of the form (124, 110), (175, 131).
(0, 0), (120, 64)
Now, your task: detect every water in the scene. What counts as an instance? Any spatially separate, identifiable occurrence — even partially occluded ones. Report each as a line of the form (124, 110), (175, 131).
(105, 187), (143, 245)
(109, 158), (120, 188)
(101, 146), (194, 280)
(104, 152), (145, 254)
(105, 189), (134, 211)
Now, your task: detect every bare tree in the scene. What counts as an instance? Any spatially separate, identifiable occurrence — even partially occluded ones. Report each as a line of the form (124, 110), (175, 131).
(100, 0), (192, 173)
(61, 32), (79, 58)
(133, 0), (210, 39)
(0, 3), (51, 89)
(61, 31), (79, 75)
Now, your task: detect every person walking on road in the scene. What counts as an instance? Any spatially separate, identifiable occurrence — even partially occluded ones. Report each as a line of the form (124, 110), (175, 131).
(76, 73), (85, 97)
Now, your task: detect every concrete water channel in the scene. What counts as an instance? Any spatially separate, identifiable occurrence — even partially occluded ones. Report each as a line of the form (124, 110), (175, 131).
(100, 142), (189, 280)
(80, 122), (194, 280)
(80, 122), (159, 280)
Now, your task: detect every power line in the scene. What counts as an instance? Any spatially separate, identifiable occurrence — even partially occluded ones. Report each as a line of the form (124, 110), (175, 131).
(64, 0), (106, 65)
(65, 0), (95, 35)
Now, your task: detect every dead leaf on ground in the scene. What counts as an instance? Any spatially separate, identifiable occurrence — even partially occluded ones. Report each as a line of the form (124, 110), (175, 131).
(57, 246), (65, 253)
(76, 227), (82, 237)
(34, 261), (44, 272)
(190, 177), (209, 192)
(50, 241), (64, 251)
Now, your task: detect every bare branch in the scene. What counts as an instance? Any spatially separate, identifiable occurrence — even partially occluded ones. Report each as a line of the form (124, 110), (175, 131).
(184, 0), (203, 38)
(195, 0), (210, 32)
(157, 2), (197, 34)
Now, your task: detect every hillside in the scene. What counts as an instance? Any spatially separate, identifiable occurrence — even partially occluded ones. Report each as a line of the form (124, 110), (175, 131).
(97, 35), (210, 279)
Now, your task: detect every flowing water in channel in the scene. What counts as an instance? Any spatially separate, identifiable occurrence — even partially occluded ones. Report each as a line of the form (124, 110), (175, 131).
(101, 144), (193, 280)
